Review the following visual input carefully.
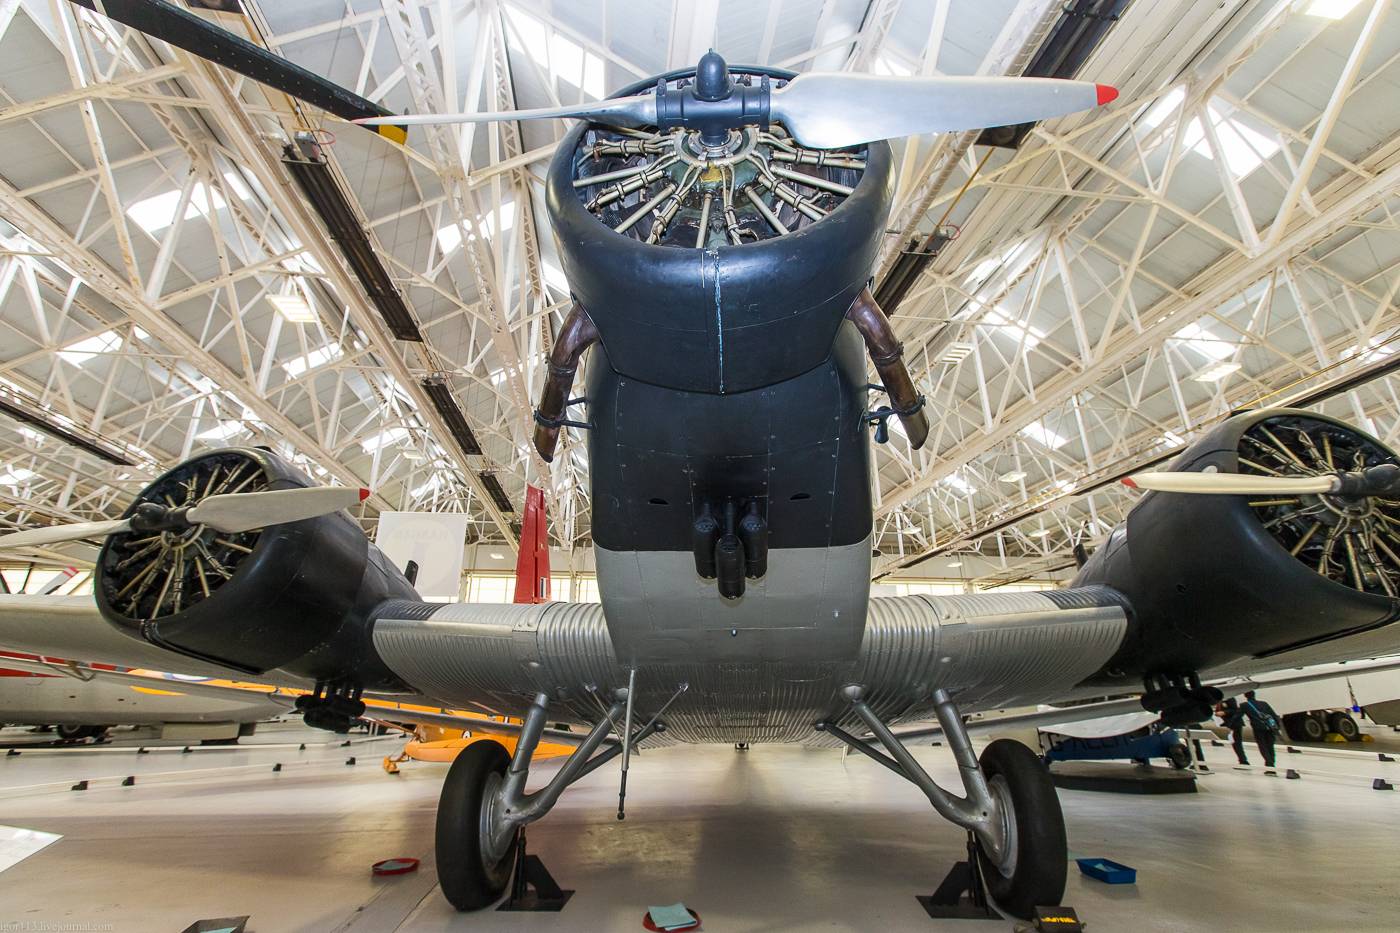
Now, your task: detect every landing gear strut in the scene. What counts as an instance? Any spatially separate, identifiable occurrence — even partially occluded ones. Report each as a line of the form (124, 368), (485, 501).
(817, 685), (1067, 919)
(435, 691), (640, 910)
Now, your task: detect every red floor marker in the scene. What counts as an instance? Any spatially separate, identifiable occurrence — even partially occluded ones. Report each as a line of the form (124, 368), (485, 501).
(372, 858), (420, 876)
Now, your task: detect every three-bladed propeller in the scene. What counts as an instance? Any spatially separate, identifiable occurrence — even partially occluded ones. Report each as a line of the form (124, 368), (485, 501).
(1123, 463), (1400, 499)
(0, 485), (370, 550)
(352, 51), (1116, 150)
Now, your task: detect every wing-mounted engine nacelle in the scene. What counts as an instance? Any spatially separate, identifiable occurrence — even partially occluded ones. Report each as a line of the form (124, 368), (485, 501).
(95, 447), (417, 692)
(1078, 408), (1400, 696)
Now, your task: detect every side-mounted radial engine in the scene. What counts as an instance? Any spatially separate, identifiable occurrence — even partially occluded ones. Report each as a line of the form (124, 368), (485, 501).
(93, 447), (417, 713)
(1078, 408), (1400, 723)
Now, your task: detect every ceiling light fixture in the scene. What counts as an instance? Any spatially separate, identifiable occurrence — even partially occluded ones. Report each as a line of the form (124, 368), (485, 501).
(268, 294), (317, 323)
(1029, 528), (1051, 538)
(947, 561), (962, 568)
(1194, 362), (1242, 382)
(999, 471), (1027, 483)
(940, 343), (974, 363)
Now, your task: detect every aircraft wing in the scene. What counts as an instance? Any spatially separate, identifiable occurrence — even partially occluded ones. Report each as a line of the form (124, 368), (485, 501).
(0, 653), (299, 706)
(0, 595), (255, 681)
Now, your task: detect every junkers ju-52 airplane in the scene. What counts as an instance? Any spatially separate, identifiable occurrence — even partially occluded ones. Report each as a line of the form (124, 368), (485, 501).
(6, 8), (1400, 919)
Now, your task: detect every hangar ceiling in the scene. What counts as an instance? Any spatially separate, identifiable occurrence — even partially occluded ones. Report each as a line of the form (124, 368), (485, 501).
(0, 0), (1397, 590)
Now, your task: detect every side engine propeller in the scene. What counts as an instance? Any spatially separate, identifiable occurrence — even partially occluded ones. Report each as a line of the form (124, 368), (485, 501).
(0, 484), (369, 550)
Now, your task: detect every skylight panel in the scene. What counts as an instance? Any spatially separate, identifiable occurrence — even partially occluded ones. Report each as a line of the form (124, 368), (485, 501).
(1020, 422), (1068, 449)
(361, 427), (411, 454)
(58, 331), (122, 364)
(1308, 0), (1365, 17)
(982, 307), (1043, 348)
(0, 467), (35, 486)
(1175, 322), (1234, 361)
(282, 344), (343, 378)
(436, 203), (517, 255)
(942, 474), (976, 495)
(126, 183), (227, 235)
(505, 6), (605, 99)
(197, 421), (247, 442)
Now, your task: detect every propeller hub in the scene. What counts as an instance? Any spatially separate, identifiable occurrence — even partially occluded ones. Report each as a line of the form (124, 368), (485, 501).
(656, 52), (770, 148)
(694, 50), (733, 102)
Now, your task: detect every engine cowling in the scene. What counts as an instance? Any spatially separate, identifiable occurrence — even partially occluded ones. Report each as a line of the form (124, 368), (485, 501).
(544, 64), (895, 396)
(1077, 409), (1400, 687)
(95, 447), (415, 689)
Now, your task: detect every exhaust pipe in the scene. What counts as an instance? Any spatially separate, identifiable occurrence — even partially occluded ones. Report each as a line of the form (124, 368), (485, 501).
(532, 302), (599, 462)
(846, 287), (929, 450)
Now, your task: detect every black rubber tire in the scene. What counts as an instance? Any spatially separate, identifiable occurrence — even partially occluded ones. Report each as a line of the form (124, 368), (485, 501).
(974, 739), (1068, 920)
(1330, 712), (1360, 740)
(56, 724), (96, 741)
(1301, 714), (1327, 742)
(436, 740), (517, 911)
(1166, 743), (1192, 770)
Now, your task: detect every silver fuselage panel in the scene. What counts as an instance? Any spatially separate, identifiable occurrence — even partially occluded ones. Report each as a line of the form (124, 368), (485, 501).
(372, 588), (1129, 745)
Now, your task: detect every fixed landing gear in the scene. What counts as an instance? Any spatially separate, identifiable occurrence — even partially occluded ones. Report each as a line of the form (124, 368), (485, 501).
(817, 686), (1066, 920)
(434, 691), (642, 911)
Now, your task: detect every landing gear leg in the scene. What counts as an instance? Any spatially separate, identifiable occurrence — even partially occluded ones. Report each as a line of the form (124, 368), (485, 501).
(818, 686), (1067, 920)
(435, 692), (627, 911)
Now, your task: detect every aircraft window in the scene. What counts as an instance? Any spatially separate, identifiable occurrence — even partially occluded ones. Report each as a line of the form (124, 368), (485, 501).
(649, 498), (668, 505)
(790, 493), (811, 500)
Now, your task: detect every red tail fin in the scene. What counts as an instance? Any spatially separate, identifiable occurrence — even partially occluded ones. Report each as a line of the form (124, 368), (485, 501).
(512, 485), (551, 604)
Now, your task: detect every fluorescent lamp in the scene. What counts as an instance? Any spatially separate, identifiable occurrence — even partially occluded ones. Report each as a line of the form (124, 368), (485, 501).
(1194, 362), (1242, 382)
(401, 448), (424, 460)
(268, 294), (317, 323)
(999, 471), (1027, 483)
(940, 343), (974, 363)
(947, 561), (962, 568)
(489, 552), (505, 560)
(1029, 528), (1051, 538)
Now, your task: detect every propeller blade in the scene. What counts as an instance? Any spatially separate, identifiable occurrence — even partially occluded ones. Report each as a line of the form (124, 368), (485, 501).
(1122, 473), (1336, 495)
(0, 519), (131, 550)
(352, 95), (657, 130)
(186, 486), (371, 534)
(771, 74), (1115, 149)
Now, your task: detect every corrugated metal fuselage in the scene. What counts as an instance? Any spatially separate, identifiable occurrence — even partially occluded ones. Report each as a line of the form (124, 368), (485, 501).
(371, 333), (1131, 743)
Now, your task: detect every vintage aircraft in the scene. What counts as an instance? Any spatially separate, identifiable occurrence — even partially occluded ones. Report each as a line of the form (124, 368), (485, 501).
(4, 5), (1400, 921)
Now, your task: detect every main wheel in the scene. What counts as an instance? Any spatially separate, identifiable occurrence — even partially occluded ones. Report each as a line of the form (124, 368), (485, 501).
(1329, 712), (1360, 740)
(436, 740), (518, 910)
(56, 724), (97, 742)
(1300, 714), (1327, 742)
(974, 739), (1068, 920)
(1166, 742), (1192, 770)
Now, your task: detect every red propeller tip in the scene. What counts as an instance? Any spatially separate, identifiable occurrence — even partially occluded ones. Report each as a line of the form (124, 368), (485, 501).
(359, 488), (371, 501)
(1121, 477), (1137, 487)
(1097, 85), (1119, 106)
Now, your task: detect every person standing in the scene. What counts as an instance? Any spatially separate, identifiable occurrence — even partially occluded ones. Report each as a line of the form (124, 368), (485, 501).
(1220, 698), (1249, 765)
(1241, 691), (1281, 774)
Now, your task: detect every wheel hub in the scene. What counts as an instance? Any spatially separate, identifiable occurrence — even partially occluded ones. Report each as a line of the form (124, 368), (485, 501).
(479, 770), (514, 867)
(983, 773), (1018, 878)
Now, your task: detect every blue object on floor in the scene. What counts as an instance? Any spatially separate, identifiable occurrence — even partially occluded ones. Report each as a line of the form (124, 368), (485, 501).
(1076, 857), (1137, 884)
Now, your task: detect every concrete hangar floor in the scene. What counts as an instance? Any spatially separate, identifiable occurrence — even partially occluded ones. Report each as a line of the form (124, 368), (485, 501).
(0, 721), (1396, 932)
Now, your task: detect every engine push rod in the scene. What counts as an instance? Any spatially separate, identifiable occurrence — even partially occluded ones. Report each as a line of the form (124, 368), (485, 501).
(817, 685), (1009, 866)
